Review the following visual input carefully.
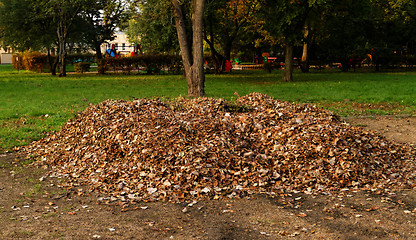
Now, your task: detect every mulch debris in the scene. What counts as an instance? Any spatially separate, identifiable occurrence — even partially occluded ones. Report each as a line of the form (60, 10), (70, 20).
(23, 93), (416, 202)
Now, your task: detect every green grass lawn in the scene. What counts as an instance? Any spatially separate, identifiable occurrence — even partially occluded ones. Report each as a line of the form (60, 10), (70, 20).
(1, 64), (416, 152)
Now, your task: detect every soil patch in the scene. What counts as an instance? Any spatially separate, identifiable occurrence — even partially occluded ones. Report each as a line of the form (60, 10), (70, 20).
(346, 116), (416, 145)
(1, 151), (416, 239)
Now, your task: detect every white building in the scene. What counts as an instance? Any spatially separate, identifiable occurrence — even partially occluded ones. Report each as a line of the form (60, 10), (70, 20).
(101, 33), (136, 56)
(0, 47), (12, 64)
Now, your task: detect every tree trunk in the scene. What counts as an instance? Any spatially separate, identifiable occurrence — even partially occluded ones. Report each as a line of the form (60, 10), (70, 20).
(301, 44), (308, 63)
(341, 58), (350, 72)
(94, 41), (103, 60)
(57, 10), (67, 77)
(171, 0), (205, 97)
(213, 52), (225, 74)
(189, 0), (205, 96)
(300, 27), (310, 73)
(203, 33), (225, 74)
(301, 42), (309, 73)
(52, 56), (59, 75)
(47, 49), (58, 76)
(282, 44), (293, 82)
(58, 38), (67, 77)
(204, 12), (224, 74)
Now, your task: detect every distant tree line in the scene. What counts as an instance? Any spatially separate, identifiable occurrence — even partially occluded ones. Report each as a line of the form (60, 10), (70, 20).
(128, 0), (416, 81)
(0, 0), (127, 76)
(1, 0), (416, 95)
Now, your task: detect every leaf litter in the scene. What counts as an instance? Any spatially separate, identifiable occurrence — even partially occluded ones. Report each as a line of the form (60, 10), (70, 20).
(23, 93), (416, 202)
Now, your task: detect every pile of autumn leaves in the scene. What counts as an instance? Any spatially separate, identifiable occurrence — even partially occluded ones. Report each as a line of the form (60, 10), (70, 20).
(25, 93), (416, 202)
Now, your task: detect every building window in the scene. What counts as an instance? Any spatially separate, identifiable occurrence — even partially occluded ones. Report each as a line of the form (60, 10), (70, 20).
(122, 43), (126, 51)
(115, 43), (118, 50)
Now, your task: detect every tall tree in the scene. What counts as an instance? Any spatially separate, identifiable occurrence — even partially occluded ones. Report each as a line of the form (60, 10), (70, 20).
(259, 0), (322, 81)
(1, 0), (128, 75)
(126, 0), (179, 53)
(79, 0), (127, 59)
(316, 0), (373, 72)
(366, 0), (416, 70)
(299, 2), (330, 73)
(171, 0), (206, 97)
(42, 0), (87, 77)
(0, 0), (55, 51)
(0, 0), (61, 74)
(204, 0), (260, 73)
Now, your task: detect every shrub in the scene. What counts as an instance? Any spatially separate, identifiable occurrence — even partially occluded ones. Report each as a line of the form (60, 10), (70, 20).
(97, 59), (107, 74)
(12, 54), (24, 70)
(12, 52), (50, 72)
(74, 62), (91, 73)
(98, 54), (183, 75)
(25, 52), (49, 72)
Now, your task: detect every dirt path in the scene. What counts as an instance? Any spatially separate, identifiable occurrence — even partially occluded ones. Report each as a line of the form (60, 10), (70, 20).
(345, 116), (416, 145)
(1, 117), (416, 240)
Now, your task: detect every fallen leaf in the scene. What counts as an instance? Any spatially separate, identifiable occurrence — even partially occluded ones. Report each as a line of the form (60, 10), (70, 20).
(365, 206), (380, 212)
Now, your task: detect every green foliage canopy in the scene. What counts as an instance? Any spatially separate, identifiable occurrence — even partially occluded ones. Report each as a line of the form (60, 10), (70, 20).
(0, 0), (55, 51)
(126, 0), (179, 53)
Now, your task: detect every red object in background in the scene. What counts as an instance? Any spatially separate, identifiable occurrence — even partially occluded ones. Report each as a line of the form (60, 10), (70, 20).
(225, 60), (232, 72)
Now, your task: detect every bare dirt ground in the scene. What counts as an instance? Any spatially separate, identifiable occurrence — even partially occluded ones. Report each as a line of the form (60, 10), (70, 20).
(346, 116), (416, 145)
(1, 116), (416, 240)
